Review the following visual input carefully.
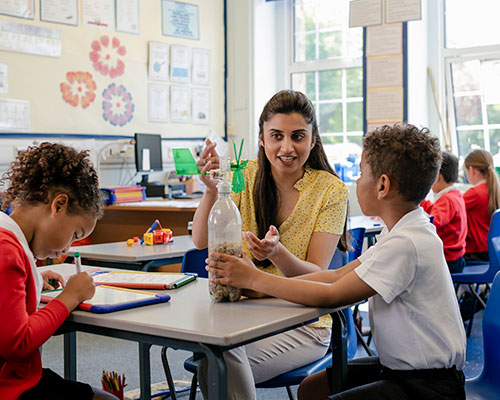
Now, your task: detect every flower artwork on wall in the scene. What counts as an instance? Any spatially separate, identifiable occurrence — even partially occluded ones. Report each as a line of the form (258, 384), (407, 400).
(60, 71), (97, 109)
(102, 83), (134, 127)
(89, 35), (127, 78)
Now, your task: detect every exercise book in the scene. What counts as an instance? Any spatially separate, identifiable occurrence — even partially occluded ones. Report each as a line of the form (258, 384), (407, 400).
(41, 285), (171, 313)
(91, 271), (197, 289)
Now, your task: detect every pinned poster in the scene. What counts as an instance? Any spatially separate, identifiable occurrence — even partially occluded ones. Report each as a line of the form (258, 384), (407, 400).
(148, 42), (169, 82)
(349, 0), (382, 28)
(367, 88), (403, 121)
(385, 0), (421, 24)
(82, 0), (115, 30)
(148, 83), (169, 123)
(170, 85), (190, 123)
(170, 45), (190, 83)
(192, 48), (210, 85)
(192, 88), (210, 124)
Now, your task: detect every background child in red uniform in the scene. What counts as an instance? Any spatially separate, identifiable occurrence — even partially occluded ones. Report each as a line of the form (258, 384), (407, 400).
(0, 143), (117, 400)
(463, 149), (500, 261)
(421, 152), (467, 273)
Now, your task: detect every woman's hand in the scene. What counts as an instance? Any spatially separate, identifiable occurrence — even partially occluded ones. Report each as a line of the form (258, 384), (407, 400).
(243, 225), (281, 261)
(41, 270), (65, 290)
(197, 138), (220, 192)
(206, 252), (260, 289)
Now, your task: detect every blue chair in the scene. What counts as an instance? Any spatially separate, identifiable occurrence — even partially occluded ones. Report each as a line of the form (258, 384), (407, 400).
(464, 271), (500, 399)
(452, 209), (500, 337)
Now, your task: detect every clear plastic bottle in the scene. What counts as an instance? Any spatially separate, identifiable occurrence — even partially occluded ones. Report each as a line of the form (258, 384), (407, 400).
(208, 157), (243, 302)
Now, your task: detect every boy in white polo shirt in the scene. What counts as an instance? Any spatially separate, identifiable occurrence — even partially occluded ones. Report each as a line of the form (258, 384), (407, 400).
(206, 124), (466, 399)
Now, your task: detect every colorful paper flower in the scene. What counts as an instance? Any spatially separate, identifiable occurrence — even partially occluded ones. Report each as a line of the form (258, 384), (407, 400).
(102, 83), (134, 127)
(89, 35), (126, 78)
(59, 71), (96, 109)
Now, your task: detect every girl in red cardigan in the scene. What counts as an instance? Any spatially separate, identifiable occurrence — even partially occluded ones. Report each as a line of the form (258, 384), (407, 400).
(0, 143), (117, 400)
(463, 149), (500, 261)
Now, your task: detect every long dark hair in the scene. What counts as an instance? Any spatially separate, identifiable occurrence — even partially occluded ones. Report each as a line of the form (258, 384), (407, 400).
(253, 90), (349, 266)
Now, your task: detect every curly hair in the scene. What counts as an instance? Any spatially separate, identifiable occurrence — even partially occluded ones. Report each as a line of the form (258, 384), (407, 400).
(1, 142), (103, 218)
(363, 124), (442, 204)
(254, 90), (350, 260)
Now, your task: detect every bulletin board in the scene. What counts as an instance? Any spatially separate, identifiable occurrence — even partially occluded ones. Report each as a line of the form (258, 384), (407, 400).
(0, 0), (225, 139)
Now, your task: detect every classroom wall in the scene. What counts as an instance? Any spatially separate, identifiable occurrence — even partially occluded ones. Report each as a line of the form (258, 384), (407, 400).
(0, 1), (224, 137)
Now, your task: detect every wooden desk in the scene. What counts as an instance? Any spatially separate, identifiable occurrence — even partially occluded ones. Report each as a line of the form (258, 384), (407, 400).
(90, 200), (198, 244)
(41, 264), (345, 400)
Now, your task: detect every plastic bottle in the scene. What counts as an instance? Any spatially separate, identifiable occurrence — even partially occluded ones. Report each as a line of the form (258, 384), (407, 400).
(207, 157), (243, 302)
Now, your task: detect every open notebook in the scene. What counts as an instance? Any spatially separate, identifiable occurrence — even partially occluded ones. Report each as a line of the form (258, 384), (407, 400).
(41, 285), (171, 313)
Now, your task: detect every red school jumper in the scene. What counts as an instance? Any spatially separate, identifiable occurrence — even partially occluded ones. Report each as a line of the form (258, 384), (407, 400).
(0, 228), (69, 400)
(421, 188), (467, 261)
(464, 182), (490, 254)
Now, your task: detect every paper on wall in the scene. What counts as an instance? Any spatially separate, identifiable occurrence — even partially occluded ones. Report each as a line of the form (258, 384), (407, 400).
(366, 24), (402, 56)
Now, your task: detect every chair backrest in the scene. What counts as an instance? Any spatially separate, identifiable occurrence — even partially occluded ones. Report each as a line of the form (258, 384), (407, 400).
(329, 227), (366, 269)
(181, 248), (208, 277)
(486, 209), (500, 282)
(480, 270), (500, 384)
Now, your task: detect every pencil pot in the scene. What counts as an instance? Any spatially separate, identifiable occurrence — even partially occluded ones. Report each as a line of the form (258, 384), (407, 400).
(102, 387), (123, 400)
(207, 162), (243, 302)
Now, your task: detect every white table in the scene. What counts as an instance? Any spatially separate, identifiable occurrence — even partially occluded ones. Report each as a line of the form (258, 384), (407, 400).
(349, 215), (384, 247)
(41, 264), (345, 400)
(67, 235), (194, 270)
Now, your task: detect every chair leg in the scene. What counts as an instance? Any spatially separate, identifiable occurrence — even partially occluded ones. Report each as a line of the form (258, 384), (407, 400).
(355, 325), (374, 356)
(189, 371), (198, 400)
(285, 385), (295, 400)
(161, 346), (178, 400)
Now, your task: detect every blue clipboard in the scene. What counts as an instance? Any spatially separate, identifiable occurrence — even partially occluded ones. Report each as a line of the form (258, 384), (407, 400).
(41, 285), (171, 314)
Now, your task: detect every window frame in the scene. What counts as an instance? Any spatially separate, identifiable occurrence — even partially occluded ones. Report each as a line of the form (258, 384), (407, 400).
(285, 0), (364, 145)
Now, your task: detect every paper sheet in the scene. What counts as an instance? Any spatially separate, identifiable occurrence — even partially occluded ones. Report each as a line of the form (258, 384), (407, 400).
(148, 83), (169, 123)
(170, 85), (190, 123)
(40, 0), (78, 26)
(148, 42), (170, 81)
(366, 56), (403, 88)
(192, 48), (210, 85)
(0, 99), (29, 131)
(170, 45), (190, 83)
(116, 0), (140, 34)
(367, 89), (403, 121)
(191, 88), (210, 124)
(366, 24), (402, 56)
(385, 0), (421, 24)
(82, 0), (114, 30)
(349, 0), (382, 28)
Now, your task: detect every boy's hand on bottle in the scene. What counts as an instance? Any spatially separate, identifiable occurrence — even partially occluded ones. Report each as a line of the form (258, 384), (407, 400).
(197, 138), (220, 191)
(243, 226), (280, 261)
(56, 272), (96, 312)
(206, 252), (258, 289)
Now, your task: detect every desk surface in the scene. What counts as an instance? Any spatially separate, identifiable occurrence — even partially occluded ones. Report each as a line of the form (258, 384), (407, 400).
(349, 215), (384, 234)
(106, 199), (199, 212)
(42, 264), (334, 347)
(68, 235), (194, 262)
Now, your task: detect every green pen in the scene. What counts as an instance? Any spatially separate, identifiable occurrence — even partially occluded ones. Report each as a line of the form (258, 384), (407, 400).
(172, 274), (196, 288)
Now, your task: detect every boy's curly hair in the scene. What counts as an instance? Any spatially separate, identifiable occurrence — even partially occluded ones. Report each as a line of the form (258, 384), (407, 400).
(363, 124), (442, 204)
(1, 142), (103, 218)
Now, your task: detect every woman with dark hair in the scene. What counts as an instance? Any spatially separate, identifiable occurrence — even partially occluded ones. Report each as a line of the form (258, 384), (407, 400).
(193, 90), (349, 399)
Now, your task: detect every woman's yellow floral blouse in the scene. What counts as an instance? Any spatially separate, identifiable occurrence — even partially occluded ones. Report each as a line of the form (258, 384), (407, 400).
(231, 159), (348, 328)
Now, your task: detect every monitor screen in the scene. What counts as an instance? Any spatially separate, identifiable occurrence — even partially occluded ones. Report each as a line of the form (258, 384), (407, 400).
(134, 133), (163, 174)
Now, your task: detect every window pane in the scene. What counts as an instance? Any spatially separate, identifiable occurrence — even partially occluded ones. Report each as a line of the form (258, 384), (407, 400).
(294, 3), (316, 33)
(318, 70), (341, 100)
(455, 96), (482, 125)
(347, 102), (363, 132)
(318, 31), (342, 59)
(489, 129), (500, 156)
(346, 135), (363, 146)
(319, 103), (343, 132)
(445, 0), (500, 49)
(294, 32), (316, 62)
(321, 135), (343, 145)
(451, 61), (480, 92)
(487, 104), (500, 124)
(346, 68), (362, 97)
(317, 0), (346, 29)
(292, 72), (316, 101)
(457, 130), (484, 158)
(345, 28), (363, 58)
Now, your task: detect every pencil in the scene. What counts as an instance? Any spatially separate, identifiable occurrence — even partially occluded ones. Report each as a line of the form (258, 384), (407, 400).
(140, 219), (160, 244)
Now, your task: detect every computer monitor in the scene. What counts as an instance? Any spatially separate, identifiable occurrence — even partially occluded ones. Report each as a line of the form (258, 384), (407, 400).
(134, 133), (163, 184)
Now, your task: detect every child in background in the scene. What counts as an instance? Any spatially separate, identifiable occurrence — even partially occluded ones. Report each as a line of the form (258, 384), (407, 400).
(421, 151), (467, 273)
(0, 143), (117, 400)
(206, 124), (466, 400)
(463, 149), (500, 261)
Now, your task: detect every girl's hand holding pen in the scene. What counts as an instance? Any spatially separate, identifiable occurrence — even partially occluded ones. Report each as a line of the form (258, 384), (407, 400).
(55, 272), (95, 312)
(206, 252), (260, 289)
